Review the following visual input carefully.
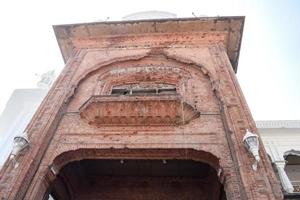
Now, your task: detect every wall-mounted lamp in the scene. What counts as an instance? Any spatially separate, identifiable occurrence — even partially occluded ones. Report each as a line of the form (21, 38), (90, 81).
(243, 129), (260, 171)
(9, 133), (29, 168)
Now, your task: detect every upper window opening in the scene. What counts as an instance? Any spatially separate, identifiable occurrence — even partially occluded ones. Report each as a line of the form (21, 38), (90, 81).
(158, 88), (177, 94)
(111, 89), (130, 95)
(111, 83), (177, 95)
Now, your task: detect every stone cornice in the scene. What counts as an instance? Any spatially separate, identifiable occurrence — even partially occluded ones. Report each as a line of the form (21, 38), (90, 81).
(53, 16), (244, 72)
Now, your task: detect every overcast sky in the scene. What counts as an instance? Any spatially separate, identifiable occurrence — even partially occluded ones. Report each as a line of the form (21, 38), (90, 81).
(0, 0), (299, 120)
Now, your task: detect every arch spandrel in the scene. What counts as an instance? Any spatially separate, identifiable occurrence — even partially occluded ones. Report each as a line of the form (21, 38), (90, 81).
(70, 48), (151, 86)
(163, 47), (219, 82)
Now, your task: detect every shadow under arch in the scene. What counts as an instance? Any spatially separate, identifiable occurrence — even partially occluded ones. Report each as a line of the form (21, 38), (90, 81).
(45, 148), (226, 200)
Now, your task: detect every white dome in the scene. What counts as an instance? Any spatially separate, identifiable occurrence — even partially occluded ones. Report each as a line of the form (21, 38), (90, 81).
(123, 11), (177, 20)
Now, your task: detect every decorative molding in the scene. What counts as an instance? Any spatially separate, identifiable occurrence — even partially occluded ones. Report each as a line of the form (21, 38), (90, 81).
(284, 149), (300, 158)
(79, 94), (200, 126)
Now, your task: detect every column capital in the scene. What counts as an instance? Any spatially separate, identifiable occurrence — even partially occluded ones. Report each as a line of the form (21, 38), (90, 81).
(274, 160), (287, 168)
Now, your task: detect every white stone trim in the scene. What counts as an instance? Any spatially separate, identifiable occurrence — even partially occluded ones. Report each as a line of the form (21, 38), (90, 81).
(256, 120), (300, 129)
(274, 161), (294, 193)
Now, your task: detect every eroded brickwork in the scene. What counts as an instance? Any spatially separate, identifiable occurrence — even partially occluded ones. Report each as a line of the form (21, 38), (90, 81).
(0, 17), (283, 199)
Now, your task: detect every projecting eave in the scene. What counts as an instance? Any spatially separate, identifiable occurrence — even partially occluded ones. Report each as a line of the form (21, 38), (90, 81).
(53, 16), (245, 72)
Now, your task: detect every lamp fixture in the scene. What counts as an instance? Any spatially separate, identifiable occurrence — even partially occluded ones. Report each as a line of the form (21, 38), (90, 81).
(243, 129), (260, 171)
(9, 133), (29, 168)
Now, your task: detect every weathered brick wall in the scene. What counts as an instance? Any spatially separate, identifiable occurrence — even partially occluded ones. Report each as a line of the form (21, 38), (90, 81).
(74, 177), (216, 200)
(0, 19), (283, 199)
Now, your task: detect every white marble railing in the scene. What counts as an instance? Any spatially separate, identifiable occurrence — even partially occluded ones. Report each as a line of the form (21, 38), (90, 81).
(291, 181), (300, 193)
(256, 120), (300, 129)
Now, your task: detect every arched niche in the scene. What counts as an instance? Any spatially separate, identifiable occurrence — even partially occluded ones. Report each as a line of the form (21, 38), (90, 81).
(70, 49), (215, 95)
(67, 53), (220, 117)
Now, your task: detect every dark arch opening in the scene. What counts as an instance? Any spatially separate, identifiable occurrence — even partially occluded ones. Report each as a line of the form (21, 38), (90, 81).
(46, 159), (226, 200)
(285, 153), (300, 193)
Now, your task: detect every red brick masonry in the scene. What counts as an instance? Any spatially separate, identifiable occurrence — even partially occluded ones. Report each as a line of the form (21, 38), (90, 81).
(0, 17), (283, 199)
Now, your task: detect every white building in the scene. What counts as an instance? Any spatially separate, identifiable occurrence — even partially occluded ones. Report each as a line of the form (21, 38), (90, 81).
(122, 11), (177, 20)
(0, 89), (48, 167)
(257, 120), (300, 198)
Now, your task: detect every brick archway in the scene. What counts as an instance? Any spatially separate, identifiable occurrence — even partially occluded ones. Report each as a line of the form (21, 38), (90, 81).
(41, 148), (225, 200)
(51, 148), (220, 173)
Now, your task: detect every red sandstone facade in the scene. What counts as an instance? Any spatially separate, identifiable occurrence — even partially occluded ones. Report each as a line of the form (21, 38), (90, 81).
(0, 17), (283, 199)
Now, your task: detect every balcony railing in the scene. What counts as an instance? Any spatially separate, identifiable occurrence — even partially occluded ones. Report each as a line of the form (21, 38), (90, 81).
(292, 181), (300, 193)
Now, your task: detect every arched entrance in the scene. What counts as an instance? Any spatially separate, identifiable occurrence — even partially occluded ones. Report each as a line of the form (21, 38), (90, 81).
(44, 149), (226, 200)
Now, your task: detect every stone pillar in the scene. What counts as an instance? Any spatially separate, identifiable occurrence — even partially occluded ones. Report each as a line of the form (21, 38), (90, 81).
(275, 161), (294, 193)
